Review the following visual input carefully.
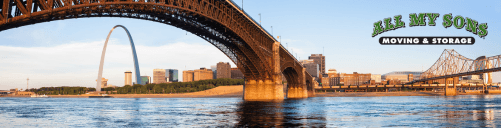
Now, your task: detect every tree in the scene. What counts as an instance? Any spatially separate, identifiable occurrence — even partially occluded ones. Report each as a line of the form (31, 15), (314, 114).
(153, 85), (163, 94)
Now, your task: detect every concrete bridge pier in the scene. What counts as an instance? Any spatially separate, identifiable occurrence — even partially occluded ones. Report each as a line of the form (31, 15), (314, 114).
(243, 41), (286, 101)
(287, 68), (309, 99)
(445, 77), (458, 96)
(244, 79), (284, 100)
(287, 84), (308, 98)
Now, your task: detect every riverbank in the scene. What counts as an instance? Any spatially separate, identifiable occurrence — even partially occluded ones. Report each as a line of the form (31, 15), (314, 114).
(4, 86), (501, 98)
(1, 85), (244, 98)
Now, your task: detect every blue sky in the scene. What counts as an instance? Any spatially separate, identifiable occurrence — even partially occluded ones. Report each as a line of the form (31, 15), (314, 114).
(1, 0), (501, 90)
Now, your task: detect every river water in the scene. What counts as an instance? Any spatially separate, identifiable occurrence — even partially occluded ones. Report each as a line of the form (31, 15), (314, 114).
(1, 95), (501, 127)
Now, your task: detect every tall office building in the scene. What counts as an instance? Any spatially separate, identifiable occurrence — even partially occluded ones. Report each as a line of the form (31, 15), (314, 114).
(211, 65), (217, 79)
(308, 54), (325, 76)
(217, 62), (231, 79)
(153, 69), (166, 84)
(165, 69), (178, 82)
(140, 76), (150, 85)
(301, 59), (319, 78)
(124, 70), (132, 86)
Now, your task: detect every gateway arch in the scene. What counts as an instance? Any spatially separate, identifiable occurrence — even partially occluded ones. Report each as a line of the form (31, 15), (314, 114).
(97, 25), (141, 92)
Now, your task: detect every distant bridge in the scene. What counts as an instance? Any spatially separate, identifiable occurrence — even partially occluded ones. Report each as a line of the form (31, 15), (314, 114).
(0, 0), (314, 100)
(411, 49), (500, 84)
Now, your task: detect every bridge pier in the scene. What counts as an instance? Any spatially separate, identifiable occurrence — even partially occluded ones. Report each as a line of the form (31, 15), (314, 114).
(287, 84), (308, 98)
(445, 77), (458, 96)
(244, 79), (284, 100)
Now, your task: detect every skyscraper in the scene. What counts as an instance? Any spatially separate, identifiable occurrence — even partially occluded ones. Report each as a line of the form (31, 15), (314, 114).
(309, 54), (325, 76)
(165, 69), (178, 82)
(217, 62), (231, 79)
(302, 62), (319, 78)
(124, 71), (132, 86)
(153, 69), (166, 84)
(211, 65), (217, 79)
(140, 76), (150, 85)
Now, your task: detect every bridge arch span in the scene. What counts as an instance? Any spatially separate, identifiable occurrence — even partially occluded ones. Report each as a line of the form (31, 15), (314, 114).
(97, 25), (141, 92)
(1, 0), (315, 100)
(0, 0), (275, 80)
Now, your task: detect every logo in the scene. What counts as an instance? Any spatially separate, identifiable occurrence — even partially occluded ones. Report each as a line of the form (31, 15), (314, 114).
(372, 13), (488, 45)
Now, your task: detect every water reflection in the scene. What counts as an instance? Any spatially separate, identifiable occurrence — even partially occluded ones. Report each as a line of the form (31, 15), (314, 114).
(1, 95), (501, 127)
(235, 99), (326, 127)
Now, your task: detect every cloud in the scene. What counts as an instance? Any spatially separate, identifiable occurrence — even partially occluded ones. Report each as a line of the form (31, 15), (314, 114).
(0, 40), (234, 90)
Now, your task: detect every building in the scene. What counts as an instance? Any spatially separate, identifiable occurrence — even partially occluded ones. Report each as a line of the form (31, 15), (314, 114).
(153, 69), (167, 84)
(321, 77), (330, 86)
(460, 75), (483, 84)
(195, 68), (213, 81)
(183, 70), (194, 82)
(299, 59), (314, 64)
(309, 54), (325, 76)
(97, 78), (108, 88)
(96, 77), (116, 89)
(211, 65), (217, 79)
(343, 72), (371, 86)
(165, 69), (178, 82)
(231, 67), (244, 79)
(327, 69), (338, 77)
(329, 77), (340, 86)
(140, 76), (151, 85)
(217, 62), (231, 79)
(124, 71), (132, 86)
(183, 68), (214, 82)
(371, 74), (381, 83)
(301, 59), (319, 78)
(381, 71), (421, 83)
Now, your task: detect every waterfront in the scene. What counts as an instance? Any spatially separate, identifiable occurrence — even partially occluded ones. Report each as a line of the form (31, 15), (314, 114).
(1, 95), (501, 127)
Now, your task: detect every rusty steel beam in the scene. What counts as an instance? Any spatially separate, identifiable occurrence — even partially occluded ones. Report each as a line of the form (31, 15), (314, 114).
(0, 0), (313, 82)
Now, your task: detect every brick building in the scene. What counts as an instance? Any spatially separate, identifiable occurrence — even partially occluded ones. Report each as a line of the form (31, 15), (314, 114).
(153, 69), (166, 84)
(231, 67), (244, 79)
(183, 68), (213, 82)
(217, 62), (231, 79)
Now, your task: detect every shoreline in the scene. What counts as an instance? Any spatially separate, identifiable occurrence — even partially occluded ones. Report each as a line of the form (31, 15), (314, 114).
(2, 86), (500, 98)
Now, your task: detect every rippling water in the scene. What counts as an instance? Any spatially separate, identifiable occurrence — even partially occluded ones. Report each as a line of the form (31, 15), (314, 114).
(2, 95), (501, 127)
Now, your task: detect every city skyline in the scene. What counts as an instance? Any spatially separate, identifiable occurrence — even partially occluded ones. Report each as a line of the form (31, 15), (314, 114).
(1, 0), (501, 90)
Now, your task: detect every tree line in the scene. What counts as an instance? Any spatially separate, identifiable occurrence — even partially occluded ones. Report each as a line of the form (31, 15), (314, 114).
(28, 78), (244, 95)
(108, 78), (244, 94)
(28, 87), (95, 95)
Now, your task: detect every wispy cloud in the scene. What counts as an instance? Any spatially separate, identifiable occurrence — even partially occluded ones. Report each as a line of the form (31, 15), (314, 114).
(0, 40), (234, 90)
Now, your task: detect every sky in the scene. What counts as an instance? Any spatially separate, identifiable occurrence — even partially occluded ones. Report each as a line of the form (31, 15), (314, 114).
(1, 0), (501, 90)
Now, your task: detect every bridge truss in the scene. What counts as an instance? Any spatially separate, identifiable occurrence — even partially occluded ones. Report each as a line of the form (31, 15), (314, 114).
(0, 0), (308, 81)
(414, 49), (501, 83)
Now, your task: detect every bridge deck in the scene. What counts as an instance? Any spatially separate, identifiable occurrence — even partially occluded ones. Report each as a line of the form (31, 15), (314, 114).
(316, 84), (499, 90)
(412, 67), (501, 83)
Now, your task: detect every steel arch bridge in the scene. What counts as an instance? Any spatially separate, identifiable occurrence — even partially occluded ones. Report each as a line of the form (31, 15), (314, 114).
(0, 0), (314, 100)
(412, 49), (501, 84)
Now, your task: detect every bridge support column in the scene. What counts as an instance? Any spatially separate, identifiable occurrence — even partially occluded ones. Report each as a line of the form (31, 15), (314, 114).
(445, 77), (457, 96)
(243, 41), (285, 101)
(244, 79), (284, 100)
(287, 68), (308, 98)
(287, 84), (308, 98)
